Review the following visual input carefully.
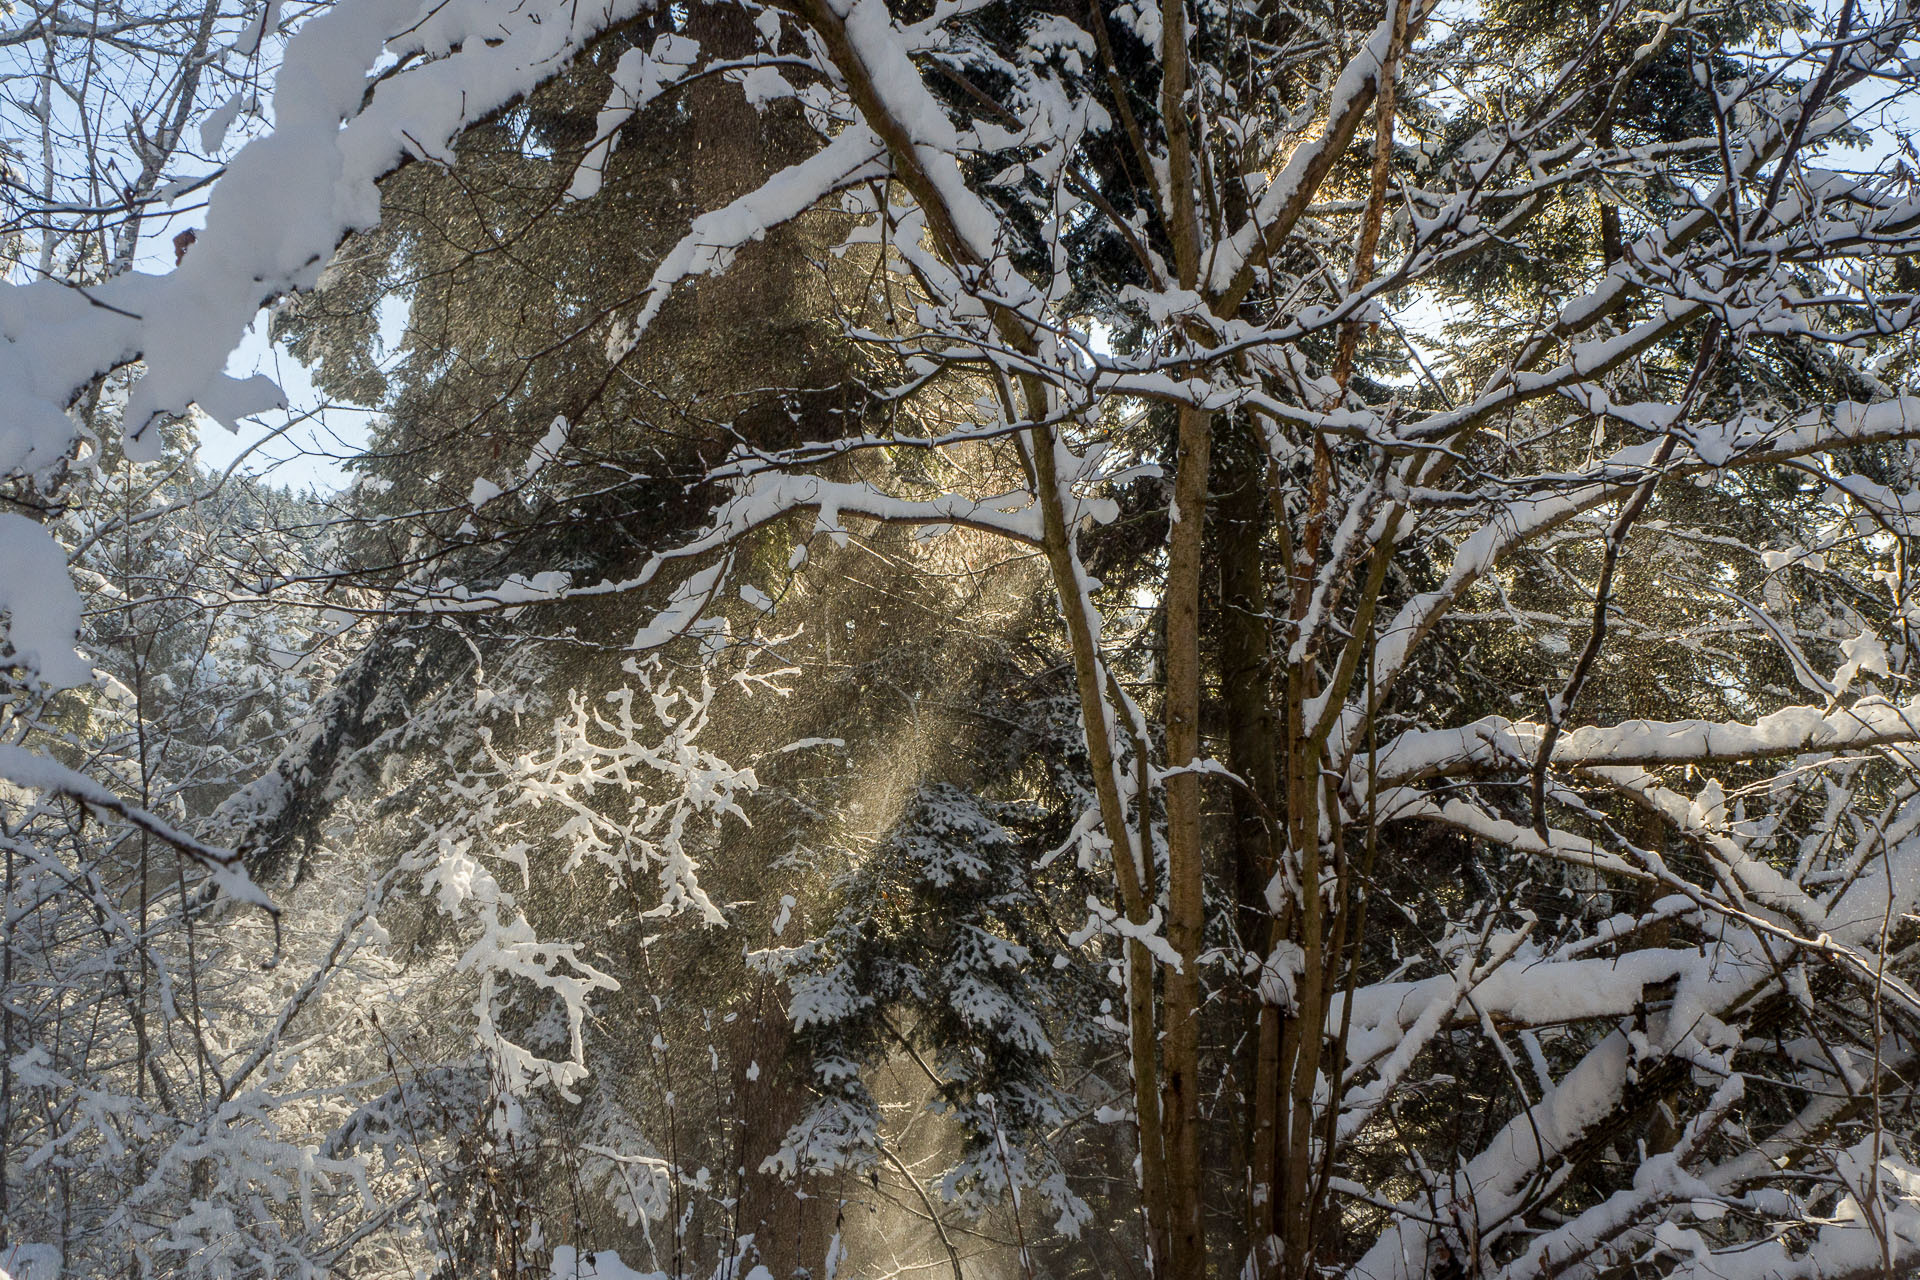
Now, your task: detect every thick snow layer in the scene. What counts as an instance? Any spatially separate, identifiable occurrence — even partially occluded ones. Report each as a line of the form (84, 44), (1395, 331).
(1333, 946), (1697, 1070)
(0, 513), (88, 688)
(1374, 697), (1920, 785)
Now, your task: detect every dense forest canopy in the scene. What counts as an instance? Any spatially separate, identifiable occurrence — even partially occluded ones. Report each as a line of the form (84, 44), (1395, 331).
(5, 0), (1920, 1275)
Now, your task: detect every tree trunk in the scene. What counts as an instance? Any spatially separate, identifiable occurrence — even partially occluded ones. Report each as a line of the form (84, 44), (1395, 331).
(1162, 403), (1215, 1280)
(1217, 417), (1281, 1260)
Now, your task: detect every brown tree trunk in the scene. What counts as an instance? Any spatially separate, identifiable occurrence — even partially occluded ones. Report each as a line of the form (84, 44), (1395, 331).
(1157, 0), (1212, 1259)
(1217, 418), (1280, 962)
(1162, 404), (1214, 1280)
(1217, 417), (1282, 1259)
(1026, 424), (1171, 1269)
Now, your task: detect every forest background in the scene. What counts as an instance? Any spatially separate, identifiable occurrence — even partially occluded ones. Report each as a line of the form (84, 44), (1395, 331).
(5, 0), (1920, 1275)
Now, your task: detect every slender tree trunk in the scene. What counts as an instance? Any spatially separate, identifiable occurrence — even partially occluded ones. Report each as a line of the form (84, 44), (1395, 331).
(1594, 0), (1623, 269)
(1161, 403), (1214, 1280)
(1217, 418), (1281, 1257)
(1278, 682), (1326, 1279)
(1218, 419), (1280, 955)
(1157, 0), (1214, 1260)
(1025, 424), (1170, 1268)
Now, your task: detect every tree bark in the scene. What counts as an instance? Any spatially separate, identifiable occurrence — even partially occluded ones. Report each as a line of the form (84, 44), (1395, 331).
(1161, 404), (1214, 1280)
(1217, 417), (1282, 1257)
